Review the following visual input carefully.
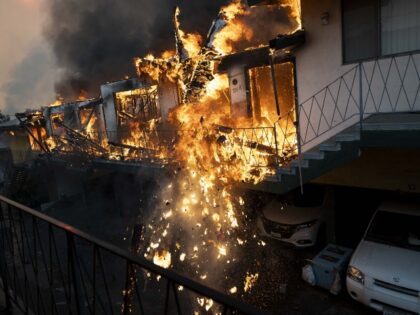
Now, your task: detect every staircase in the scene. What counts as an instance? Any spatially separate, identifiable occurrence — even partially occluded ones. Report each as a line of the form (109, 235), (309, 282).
(255, 128), (361, 193)
(252, 52), (420, 194)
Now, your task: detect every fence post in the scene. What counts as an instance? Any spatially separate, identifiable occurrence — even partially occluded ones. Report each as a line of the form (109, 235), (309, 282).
(359, 62), (364, 134)
(273, 124), (279, 165)
(67, 232), (84, 315)
(0, 203), (12, 313)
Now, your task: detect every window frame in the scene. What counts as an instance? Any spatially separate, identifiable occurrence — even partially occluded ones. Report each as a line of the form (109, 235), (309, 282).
(341, 0), (420, 65)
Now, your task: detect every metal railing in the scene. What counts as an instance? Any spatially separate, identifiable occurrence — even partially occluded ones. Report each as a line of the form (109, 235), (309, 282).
(298, 53), (420, 150)
(0, 195), (268, 315)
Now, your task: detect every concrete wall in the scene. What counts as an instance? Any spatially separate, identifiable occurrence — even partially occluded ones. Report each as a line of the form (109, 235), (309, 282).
(294, 0), (357, 151)
(295, 0), (351, 104)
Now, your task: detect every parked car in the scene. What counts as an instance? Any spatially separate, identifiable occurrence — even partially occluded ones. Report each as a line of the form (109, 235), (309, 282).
(346, 202), (420, 315)
(257, 185), (333, 247)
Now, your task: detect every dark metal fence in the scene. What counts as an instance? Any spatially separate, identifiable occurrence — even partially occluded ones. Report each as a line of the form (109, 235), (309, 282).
(0, 195), (268, 315)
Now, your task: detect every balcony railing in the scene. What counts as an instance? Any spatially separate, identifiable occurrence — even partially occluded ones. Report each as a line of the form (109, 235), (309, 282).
(298, 52), (420, 151)
(28, 53), (420, 173)
(0, 195), (268, 315)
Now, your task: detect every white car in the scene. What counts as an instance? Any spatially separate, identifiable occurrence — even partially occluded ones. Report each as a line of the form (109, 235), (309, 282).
(347, 202), (420, 315)
(257, 186), (333, 247)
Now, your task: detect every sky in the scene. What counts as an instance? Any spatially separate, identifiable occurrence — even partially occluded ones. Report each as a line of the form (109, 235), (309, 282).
(0, 0), (56, 115)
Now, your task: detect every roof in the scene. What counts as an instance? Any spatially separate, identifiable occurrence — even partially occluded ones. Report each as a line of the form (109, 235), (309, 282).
(218, 46), (271, 72)
(269, 29), (305, 51)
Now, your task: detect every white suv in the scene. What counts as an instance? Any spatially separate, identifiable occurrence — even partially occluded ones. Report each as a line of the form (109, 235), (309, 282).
(257, 185), (333, 247)
(347, 202), (420, 315)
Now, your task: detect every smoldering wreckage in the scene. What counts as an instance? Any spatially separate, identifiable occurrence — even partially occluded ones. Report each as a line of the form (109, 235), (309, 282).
(7, 0), (305, 312)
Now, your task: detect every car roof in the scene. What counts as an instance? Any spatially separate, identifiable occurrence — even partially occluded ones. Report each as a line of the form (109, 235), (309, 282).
(378, 201), (420, 216)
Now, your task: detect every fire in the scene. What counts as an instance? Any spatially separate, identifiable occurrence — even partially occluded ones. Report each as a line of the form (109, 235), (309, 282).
(212, 0), (253, 54)
(244, 272), (259, 292)
(197, 298), (214, 311)
(49, 98), (63, 107)
(174, 7), (203, 57)
(23, 1), (302, 307)
(77, 90), (88, 101)
(281, 0), (302, 32)
(153, 250), (171, 269)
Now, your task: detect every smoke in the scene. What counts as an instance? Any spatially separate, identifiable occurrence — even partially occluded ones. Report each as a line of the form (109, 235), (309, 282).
(231, 4), (298, 52)
(44, 0), (227, 100)
(1, 44), (56, 114)
(44, 0), (296, 101)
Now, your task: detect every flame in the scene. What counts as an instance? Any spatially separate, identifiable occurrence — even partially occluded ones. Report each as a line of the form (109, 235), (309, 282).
(174, 7), (203, 57)
(212, 0), (253, 54)
(49, 98), (63, 107)
(281, 0), (302, 32)
(153, 250), (171, 269)
(77, 90), (89, 101)
(244, 272), (259, 292)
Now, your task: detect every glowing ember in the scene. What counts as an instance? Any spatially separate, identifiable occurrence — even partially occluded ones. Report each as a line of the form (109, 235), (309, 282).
(197, 297), (214, 311)
(153, 250), (171, 269)
(244, 272), (259, 292)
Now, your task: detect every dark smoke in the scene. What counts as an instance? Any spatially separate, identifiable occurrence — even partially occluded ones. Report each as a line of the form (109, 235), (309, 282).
(44, 0), (227, 99)
(231, 5), (297, 52)
(44, 0), (295, 100)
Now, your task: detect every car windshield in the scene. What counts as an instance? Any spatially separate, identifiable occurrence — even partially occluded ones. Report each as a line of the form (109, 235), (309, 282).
(365, 210), (420, 252)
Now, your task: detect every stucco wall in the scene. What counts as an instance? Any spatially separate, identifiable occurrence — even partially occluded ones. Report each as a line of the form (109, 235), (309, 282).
(294, 0), (358, 151)
(293, 0), (420, 152)
(295, 0), (351, 103)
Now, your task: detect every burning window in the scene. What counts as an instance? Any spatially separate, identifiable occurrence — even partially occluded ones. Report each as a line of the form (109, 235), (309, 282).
(115, 86), (160, 128)
(248, 61), (296, 126)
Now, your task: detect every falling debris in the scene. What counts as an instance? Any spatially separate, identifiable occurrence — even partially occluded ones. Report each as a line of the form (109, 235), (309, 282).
(244, 272), (259, 292)
(153, 250), (171, 269)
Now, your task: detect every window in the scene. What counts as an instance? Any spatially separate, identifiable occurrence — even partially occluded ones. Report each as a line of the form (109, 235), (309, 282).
(248, 61), (296, 124)
(343, 0), (379, 63)
(343, 0), (420, 63)
(381, 0), (420, 55)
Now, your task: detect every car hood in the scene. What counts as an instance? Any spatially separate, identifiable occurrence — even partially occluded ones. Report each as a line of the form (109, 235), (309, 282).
(262, 200), (323, 225)
(352, 240), (420, 291)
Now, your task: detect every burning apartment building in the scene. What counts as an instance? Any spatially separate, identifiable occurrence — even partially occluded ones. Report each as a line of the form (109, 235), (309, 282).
(3, 0), (420, 313)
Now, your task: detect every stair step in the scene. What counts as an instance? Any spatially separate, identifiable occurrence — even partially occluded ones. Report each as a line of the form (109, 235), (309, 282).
(265, 174), (282, 182)
(335, 132), (360, 142)
(277, 166), (296, 175)
(303, 151), (325, 160)
(290, 159), (309, 168)
(319, 142), (341, 152)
